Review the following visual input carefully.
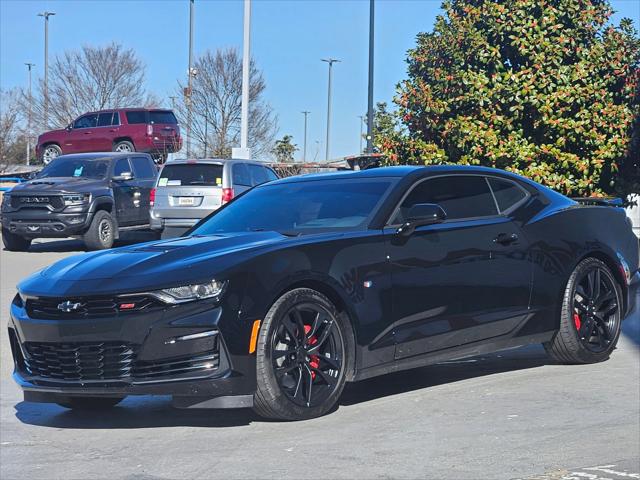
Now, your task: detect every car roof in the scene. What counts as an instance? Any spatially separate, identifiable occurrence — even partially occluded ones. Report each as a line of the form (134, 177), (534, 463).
(271, 165), (529, 184)
(52, 152), (149, 161)
(82, 108), (173, 114)
(163, 158), (272, 166)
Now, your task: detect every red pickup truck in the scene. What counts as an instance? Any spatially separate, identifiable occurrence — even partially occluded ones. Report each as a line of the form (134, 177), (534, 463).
(36, 108), (182, 164)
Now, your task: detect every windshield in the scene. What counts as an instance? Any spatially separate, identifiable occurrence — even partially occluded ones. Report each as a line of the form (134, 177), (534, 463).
(37, 157), (110, 179)
(190, 178), (394, 235)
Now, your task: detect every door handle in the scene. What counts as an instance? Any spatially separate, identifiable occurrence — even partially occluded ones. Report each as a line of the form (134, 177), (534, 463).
(493, 233), (518, 245)
(84, 131), (93, 134)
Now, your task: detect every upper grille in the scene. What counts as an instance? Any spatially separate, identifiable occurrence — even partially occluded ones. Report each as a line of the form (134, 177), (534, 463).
(11, 195), (63, 210)
(23, 342), (137, 381)
(26, 295), (163, 320)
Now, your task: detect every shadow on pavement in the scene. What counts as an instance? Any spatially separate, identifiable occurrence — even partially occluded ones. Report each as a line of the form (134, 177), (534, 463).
(621, 290), (640, 347)
(14, 344), (550, 429)
(25, 230), (159, 253)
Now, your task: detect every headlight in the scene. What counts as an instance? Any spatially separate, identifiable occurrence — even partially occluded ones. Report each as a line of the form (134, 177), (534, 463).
(1, 193), (11, 207)
(150, 279), (226, 304)
(63, 193), (90, 205)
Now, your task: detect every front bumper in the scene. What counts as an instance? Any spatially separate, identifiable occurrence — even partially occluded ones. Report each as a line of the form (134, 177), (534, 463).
(9, 295), (257, 408)
(1, 210), (91, 238)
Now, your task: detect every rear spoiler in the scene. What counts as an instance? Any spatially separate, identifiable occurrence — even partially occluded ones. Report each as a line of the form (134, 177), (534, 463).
(571, 197), (624, 207)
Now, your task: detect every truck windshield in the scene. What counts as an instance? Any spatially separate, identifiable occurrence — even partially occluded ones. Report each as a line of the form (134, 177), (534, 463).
(190, 178), (394, 235)
(37, 158), (110, 179)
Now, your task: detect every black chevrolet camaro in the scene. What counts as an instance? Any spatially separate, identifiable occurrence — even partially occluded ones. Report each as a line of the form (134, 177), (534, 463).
(9, 166), (639, 420)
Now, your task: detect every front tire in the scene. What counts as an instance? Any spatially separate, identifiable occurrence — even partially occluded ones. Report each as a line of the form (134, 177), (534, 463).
(83, 210), (115, 251)
(253, 288), (352, 420)
(57, 396), (124, 410)
(1, 228), (32, 251)
(544, 258), (623, 364)
(40, 144), (62, 165)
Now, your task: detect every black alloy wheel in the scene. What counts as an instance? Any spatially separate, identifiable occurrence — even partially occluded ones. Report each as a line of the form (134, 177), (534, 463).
(544, 257), (622, 364)
(572, 265), (620, 353)
(254, 288), (352, 420)
(270, 302), (344, 408)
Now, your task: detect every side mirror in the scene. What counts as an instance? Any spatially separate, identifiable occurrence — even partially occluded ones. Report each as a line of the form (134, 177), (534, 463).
(396, 203), (447, 237)
(66, 124), (73, 132)
(112, 171), (134, 182)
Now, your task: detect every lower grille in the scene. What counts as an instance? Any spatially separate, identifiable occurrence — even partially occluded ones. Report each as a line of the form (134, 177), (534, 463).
(21, 339), (220, 382)
(23, 342), (137, 381)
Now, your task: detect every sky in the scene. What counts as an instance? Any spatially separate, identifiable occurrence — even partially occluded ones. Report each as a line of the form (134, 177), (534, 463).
(1, 0), (639, 161)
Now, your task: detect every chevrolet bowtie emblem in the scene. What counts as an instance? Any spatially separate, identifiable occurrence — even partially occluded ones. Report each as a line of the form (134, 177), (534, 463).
(57, 301), (84, 313)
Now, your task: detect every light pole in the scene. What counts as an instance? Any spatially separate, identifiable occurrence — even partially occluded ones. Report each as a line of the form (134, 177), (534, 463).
(301, 111), (310, 162)
(321, 58), (340, 161)
(38, 11), (55, 131)
(186, 0), (194, 158)
(358, 115), (365, 153)
(366, 0), (375, 154)
(239, 0), (251, 159)
(25, 63), (35, 165)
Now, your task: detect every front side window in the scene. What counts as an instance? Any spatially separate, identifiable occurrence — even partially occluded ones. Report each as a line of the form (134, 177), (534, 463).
(191, 179), (394, 235)
(74, 114), (98, 129)
(113, 158), (132, 176)
(112, 112), (121, 126)
(131, 157), (156, 179)
(392, 176), (498, 223)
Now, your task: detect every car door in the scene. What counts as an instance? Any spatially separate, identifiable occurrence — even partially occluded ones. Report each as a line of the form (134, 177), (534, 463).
(129, 156), (157, 225)
(111, 157), (137, 226)
(93, 112), (117, 151)
(67, 113), (99, 152)
(386, 174), (532, 360)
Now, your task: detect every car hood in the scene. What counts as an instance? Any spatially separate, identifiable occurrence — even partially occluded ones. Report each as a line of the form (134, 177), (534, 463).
(38, 128), (67, 140)
(11, 177), (106, 194)
(19, 232), (291, 297)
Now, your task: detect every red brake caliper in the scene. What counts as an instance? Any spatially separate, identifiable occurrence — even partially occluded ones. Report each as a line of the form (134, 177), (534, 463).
(303, 325), (320, 380)
(573, 312), (582, 330)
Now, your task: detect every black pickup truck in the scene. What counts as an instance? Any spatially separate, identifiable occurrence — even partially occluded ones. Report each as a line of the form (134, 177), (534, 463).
(1, 152), (157, 251)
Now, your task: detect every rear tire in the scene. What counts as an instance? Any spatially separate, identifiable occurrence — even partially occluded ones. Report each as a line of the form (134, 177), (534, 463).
(1, 228), (32, 251)
(83, 210), (115, 251)
(253, 288), (352, 421)
(57, 396), (124, 410)
(544, 257), (623, 364)
(113, 140), (135, 153)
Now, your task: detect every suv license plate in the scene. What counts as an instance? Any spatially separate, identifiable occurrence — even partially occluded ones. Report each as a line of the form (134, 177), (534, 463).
(178, 197), (195, 206)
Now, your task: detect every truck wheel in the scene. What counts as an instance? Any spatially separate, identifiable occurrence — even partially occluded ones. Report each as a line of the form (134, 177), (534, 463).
(113, 140), (135, 153)
(57, 396), (124, 410)
(83, 210), (115, 251)
(1, 228), (32, 251)
(41, 144), (62, 165)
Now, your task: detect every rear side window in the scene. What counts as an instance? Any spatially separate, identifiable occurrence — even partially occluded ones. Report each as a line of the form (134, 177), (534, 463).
(149, 111), (177, 124)
(232, 163), (251, 187)
(131, 157), (156, 179)
(393, 175), (498, 223)
(488, 177), (527, 213)
(265, 168), (278, 182)
(113, 158), (132, 176)
(159, 164), (223, 187)
(248, 164), (270, 186)
(125, 111), (147, 124)
(97, 112), (114, 127)
(74, 114), (98, 129)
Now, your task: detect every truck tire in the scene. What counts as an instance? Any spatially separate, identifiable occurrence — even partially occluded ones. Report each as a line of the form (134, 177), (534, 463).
(1, 228), (32, 252)
(83, 210), (115, 251)
(113, 140), (135, 153)
(40, 144), (62, 165)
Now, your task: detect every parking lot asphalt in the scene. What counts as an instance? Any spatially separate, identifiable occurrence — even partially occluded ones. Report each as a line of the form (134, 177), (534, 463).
(1, 235), (638, 480)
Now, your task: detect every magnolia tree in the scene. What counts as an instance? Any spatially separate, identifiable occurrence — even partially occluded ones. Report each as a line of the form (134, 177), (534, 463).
(381, 0), (640, 197)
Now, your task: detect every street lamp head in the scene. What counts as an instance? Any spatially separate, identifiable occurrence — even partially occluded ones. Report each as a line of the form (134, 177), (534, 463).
(321, 58), (341, 65)
(38, 11), (56, 18)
